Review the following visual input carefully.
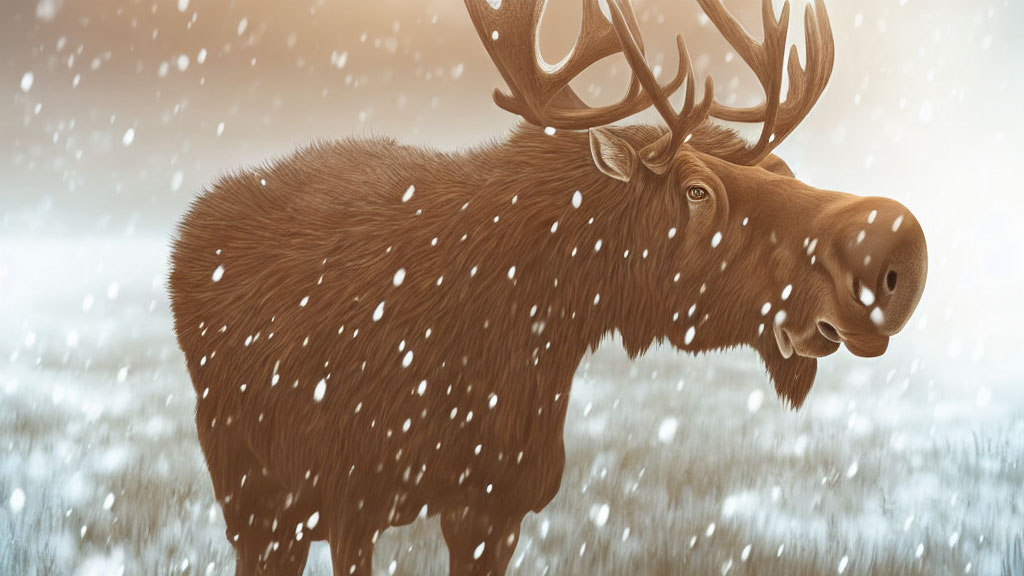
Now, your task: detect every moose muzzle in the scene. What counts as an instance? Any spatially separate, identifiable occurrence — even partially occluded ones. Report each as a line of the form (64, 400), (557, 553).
(820, 197), (928, 357)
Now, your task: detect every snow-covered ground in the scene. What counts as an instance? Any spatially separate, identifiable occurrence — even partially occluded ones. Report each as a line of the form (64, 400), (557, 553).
(1, 235), (1022, 575)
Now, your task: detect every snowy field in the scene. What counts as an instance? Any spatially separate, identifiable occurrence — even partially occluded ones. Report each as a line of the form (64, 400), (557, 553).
(2, 236), (1022, 576)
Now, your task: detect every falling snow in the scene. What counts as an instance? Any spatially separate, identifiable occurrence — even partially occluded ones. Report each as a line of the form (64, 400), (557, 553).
(9, 488), (26, 513)
(3, 1), (1021, 573)
(870, 307), (885, 326)
(846, 461), (859, 479)
(657, 418), (678, 443)
(747, 389), (764, 413)
(859, 286), (876, 306)
(171, 170), (184, 193)
(589, 503), (610, 527)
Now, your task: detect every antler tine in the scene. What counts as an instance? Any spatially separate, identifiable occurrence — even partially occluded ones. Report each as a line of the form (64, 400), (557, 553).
(607, 0), (716, 171)
(607, 2), (681, 130)
(466, 0), (693, 131)
(666, 36), (716, 156)
(464, 0), (545, 124)
(709, 2), (830, 117)
(695, 0), (789, 164)
(468, 0), (834, 165)
(702, 0), (835, 165)
(550, 0), (640, 88)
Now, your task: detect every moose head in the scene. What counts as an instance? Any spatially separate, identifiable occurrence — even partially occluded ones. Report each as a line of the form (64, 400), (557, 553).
(466, 0), (928, 406)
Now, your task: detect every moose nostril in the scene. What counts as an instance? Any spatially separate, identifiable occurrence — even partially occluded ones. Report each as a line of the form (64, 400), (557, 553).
(886, 270), (898, 292)
(817, 321), (841, 343)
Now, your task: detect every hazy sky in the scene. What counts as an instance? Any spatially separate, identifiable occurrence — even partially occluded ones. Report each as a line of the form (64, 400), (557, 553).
(2, 0), (1022, 238)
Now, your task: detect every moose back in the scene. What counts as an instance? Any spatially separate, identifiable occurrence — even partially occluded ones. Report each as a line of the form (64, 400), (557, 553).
(169, 0), (927, 574)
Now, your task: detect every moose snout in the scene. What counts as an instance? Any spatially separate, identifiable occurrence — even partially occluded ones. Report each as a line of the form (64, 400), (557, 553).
(834, 198), (928, 336)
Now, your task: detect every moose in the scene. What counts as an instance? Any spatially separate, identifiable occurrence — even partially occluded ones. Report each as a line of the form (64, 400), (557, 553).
(169, 0), (927, 574)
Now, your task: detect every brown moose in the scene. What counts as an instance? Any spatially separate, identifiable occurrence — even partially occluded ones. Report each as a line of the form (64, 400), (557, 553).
(168, 0), (927, 574)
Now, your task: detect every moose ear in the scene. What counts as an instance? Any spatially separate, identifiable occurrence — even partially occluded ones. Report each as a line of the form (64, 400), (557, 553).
(589, 127), (637, 182)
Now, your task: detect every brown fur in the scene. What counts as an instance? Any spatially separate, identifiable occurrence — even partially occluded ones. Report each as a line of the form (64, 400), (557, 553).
(169, 120), (926, 575)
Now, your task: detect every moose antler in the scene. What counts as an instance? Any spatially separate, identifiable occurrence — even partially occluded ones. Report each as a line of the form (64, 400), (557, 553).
(466, 0), (834, 167)
(603, 0), (714, 173)
(463, 0), (693, 130)
(699, 0), (835, 165)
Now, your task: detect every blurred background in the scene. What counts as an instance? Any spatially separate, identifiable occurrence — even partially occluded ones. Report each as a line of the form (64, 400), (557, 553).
(2, 0), (1023, 574)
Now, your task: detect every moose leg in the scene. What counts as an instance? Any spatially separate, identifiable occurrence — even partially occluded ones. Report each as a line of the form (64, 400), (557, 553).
(327, 516), (377, 576)
(441, 505), (524, 576)
(220, 470), (311, 575)
(196, 423), (310, 575)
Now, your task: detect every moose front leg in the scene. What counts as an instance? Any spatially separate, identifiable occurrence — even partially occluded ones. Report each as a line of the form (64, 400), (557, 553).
(441, 504), (524, 576)
(327, 516), (376, 576)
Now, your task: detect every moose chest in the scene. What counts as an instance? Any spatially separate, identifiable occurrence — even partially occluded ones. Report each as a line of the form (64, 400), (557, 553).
(334, 342), (575, 513)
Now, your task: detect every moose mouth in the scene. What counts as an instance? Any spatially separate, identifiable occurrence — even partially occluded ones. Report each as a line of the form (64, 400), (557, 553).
(773, 321), (888, 359)
(774, 324), (797, 359)
(834, 328), (890, 357)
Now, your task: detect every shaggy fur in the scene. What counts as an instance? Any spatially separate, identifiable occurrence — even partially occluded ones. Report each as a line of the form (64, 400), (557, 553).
(168, 122), (926, 575)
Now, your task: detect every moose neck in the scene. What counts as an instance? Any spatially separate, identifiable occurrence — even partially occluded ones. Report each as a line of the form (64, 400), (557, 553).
(468, 124), (676, 383)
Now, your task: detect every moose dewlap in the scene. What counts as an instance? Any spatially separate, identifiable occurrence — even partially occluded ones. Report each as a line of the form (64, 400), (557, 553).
(168, 0), (926, 574)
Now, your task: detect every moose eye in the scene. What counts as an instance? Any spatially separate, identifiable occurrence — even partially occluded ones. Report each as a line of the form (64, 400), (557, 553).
(687, 186), (710, 202)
